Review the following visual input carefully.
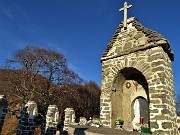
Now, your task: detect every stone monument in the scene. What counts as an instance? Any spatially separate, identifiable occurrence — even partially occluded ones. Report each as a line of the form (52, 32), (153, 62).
(63, 108), (76, 132)
(41, 105), (59, 135)
(100, 2), (179, 134)
(16, 101), (38, 135)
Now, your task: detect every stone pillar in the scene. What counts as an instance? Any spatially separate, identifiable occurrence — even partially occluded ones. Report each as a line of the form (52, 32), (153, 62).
(100, 94), (111, 128)
(176, 116), (180, 134)
(63, 108), (75, 132)
(0, 95), (8, 133)
(147, 47), (177, 134)
(41, 105), (59, 135)
(16, 101), (38, 135)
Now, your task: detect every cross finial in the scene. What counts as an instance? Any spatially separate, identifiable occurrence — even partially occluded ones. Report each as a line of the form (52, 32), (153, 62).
(119, 2), (132, 29)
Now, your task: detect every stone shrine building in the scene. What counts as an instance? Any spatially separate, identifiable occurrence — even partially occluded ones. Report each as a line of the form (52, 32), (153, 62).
(100, 2), (179, 135)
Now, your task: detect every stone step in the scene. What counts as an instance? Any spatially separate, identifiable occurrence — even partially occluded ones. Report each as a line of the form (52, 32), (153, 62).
(68, 125), (147, 135)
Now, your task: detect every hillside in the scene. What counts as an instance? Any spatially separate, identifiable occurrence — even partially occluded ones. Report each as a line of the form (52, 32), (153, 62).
(0, 69), (101, 134)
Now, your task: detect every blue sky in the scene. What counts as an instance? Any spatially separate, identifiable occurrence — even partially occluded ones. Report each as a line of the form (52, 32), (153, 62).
(0, 0), (180, 93)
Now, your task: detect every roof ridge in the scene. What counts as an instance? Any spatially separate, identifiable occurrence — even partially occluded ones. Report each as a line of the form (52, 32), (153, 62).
(101, 18), (174, 62)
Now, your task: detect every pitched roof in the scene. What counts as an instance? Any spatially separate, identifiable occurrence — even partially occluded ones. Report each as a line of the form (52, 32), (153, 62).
(101, 17), (174, 62)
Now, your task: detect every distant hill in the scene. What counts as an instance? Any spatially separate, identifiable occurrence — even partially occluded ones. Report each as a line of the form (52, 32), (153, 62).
(0, 69), (53, 114)
(0, 68), (101, 134)
(0, 69), (52, 134)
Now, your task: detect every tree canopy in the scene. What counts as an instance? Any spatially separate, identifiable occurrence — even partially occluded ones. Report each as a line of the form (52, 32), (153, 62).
(7, 46), (83, 85)
(1, 46), (101, 120)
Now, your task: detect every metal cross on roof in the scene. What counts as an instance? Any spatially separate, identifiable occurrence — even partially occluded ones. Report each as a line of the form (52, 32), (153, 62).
(119, 2), (132, 29)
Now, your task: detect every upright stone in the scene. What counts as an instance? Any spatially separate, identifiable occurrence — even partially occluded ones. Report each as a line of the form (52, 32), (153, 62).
(0, 95), (8, 133)
(63, 108), (75, 132)
(41, 105), (59, 135)
(17, 101), (38, 135)
(79, 117), (87, 125)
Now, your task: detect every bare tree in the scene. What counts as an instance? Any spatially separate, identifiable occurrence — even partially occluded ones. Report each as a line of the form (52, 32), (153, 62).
(55, 81), (101, 119)
(0, 46), (101, 134)
(5, 46), (83, 109)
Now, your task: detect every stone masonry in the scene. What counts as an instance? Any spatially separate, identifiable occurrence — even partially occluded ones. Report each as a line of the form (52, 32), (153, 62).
(63, 108), (75, 132)
(0, 95), (8, 133)
(41, 105), (59, 135)
(0, 97), (62, 134)
(100, 17), (179, 134)
(16, 101), (38, 135)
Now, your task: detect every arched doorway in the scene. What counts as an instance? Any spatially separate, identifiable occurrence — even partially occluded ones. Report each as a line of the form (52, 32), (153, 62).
(111, 67), (149, 129)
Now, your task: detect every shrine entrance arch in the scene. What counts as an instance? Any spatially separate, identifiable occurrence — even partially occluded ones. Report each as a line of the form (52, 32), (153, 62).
(111, 67), (150, 129)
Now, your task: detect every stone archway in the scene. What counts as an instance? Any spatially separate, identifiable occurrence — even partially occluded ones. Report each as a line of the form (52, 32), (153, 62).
(111, 67), (149, 129)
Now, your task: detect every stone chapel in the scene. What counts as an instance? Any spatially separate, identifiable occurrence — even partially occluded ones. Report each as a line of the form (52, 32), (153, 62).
(100, 2), (180, 135)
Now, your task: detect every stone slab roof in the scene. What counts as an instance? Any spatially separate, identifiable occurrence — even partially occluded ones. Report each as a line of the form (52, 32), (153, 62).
(101, 17), (174, 62)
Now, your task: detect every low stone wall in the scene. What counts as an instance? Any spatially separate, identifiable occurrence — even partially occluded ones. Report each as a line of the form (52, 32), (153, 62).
(1, 93), (179, 134)
(16, 101), (38, 135)
(0, 96), (62, 134)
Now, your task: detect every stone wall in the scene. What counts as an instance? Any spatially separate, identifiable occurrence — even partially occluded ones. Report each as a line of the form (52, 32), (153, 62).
(101, 46), (178, 134)
(0, 96), (62, 135)
(100, 17), (178, 134)
(0, 97), (81, 135)
(0, 95), (8, 132)
(16, 101), (38, 135)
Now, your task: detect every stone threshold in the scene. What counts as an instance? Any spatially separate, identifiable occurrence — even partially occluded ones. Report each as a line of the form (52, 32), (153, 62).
(68, 125), (148, 135)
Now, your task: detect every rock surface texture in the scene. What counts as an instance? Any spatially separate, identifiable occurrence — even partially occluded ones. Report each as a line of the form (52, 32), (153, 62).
(100, 17), (179, 134)
(41, 105), (59, 135)
(16, 101), (38, 135)
(63, 108), (76, 132)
